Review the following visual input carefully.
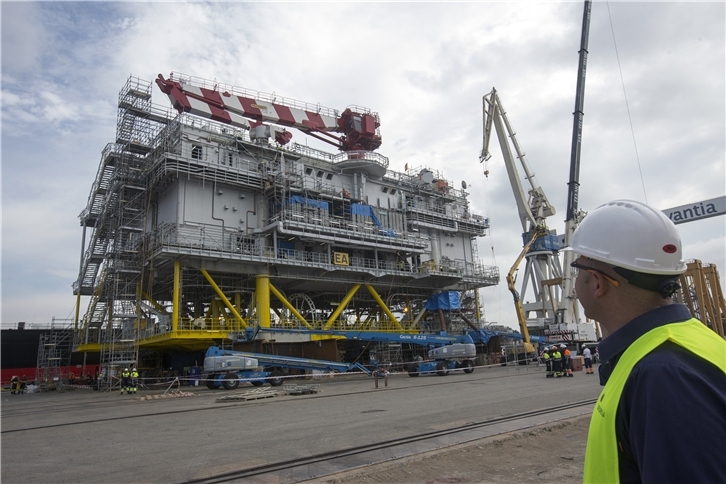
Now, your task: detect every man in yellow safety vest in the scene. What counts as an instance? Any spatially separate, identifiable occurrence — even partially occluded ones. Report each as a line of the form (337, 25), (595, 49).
(566, 199), (725, 484)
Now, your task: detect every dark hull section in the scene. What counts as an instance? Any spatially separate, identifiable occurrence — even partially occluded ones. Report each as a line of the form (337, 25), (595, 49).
(1, 329), (100, 384)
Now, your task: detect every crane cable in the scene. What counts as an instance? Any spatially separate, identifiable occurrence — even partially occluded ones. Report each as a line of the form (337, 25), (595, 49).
(606, 1), (648, 204)
(480, 161), (501, 323)
(480, 164), (497, 268)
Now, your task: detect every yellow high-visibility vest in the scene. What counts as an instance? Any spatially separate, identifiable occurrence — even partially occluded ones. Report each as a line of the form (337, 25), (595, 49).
(583, 318), (726, 484)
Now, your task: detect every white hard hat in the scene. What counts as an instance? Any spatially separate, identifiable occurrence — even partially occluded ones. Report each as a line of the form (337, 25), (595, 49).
(565, 200), (686, 275)
(560, 344), (566, 348)
(582, 344), (587, 348)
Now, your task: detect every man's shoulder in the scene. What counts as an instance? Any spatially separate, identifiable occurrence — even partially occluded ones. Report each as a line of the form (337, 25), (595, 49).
(630, 341), (724, 387)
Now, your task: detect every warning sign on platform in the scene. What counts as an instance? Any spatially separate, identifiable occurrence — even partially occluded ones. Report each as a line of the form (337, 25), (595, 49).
(333, 252), (350, 266)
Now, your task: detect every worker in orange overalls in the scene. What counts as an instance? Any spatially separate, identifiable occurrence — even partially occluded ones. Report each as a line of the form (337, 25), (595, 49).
(561, 344), (573, 377)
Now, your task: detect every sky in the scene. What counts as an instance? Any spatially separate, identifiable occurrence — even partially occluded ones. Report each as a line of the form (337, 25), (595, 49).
(1, 1), (724, 331)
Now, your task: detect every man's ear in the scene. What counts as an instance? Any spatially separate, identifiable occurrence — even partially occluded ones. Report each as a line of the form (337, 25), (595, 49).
(592, 272), (612, 299)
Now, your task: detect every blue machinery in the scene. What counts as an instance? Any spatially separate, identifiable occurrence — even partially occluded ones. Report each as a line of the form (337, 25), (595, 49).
(204, 327), (544, 389)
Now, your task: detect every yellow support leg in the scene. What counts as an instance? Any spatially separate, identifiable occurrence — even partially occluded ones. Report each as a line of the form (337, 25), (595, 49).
(172, 260), (180, 333)
(74, 293), (81, 333)
(141, 291), (170, 315)
(365, 284), (404, 331)
(200, 269), (246, 325)
(256, 274), (271, 328)
(234, 292), (242, 332)
(324, 284), (361, 330)
(269, 283), (315, 330)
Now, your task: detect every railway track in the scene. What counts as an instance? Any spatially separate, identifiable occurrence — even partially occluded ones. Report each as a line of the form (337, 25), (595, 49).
(181, 399), (597, 484)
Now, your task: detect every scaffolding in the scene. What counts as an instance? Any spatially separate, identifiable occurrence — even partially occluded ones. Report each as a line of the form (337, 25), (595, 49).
(74, 76), (170, 387)
(36, 318), (73, 391)
(676, 260), (725, 337)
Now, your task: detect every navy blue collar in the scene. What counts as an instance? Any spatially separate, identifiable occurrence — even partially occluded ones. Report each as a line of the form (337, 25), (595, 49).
(597, 304), (692, 385)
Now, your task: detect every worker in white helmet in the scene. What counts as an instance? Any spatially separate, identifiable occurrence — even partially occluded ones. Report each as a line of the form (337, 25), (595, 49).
(120, 368), (131, 395)
(570, 200), (725, 484)
(581, 345), (594, 374)
(130, 367), (139, 394)
(542, 346), (553, 378)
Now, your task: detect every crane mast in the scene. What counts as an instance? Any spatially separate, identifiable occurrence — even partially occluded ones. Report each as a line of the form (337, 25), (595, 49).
(481, 89), (563, 343)
(481, 89), (555, 233)
(482, 2), (596, 344)
(560, 0), (592, 330)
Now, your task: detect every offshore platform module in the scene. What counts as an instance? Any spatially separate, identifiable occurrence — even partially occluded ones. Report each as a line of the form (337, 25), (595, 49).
(73, 72), (500, 377)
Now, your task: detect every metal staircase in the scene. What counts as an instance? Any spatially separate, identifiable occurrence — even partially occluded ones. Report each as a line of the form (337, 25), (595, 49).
(75, 76), (165, 388)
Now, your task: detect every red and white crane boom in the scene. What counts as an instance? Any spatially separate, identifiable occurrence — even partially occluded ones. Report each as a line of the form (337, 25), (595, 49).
(156, 72), (381, 152)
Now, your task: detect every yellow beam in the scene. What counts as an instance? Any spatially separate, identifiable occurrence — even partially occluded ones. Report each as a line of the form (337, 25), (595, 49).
(141, 291), (170, 314)
(200, 269), (246, 326)
(74, 293), (81, 333)
(256, 274), (271, 328)
(269, 283), (315, 330)
(324, 284), (361, 329)
(365, 284), (404, 331)
(76, 343), (102, 353)
(172, 260), (180, 332)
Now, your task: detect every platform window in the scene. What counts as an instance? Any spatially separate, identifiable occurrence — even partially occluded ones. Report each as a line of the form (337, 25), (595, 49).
(326, 173), (334, 180)
(305, 167), (313, 175)
(191, 144), (202, 160)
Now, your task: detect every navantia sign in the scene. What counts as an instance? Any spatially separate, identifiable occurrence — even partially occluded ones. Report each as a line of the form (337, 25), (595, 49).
(333, 252), (350, 266)
(662, 196), (726, 225)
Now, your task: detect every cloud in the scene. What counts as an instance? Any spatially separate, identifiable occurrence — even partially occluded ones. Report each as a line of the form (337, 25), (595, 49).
(1, 2), (723, 331)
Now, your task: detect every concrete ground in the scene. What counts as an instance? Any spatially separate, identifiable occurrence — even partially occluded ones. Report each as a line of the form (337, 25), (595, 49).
(1, 362), (601, 483)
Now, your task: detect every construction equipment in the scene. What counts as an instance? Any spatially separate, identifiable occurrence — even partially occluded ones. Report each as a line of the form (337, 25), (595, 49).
(156, 73), (381, 152)
(560, 0), (592, 333)
(248, 327), (507, 377)
(203, 346), (371, 390)
(480, 1), (597, 346)
(406, 343), (477, 377)
(480, 88), (566, 345)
